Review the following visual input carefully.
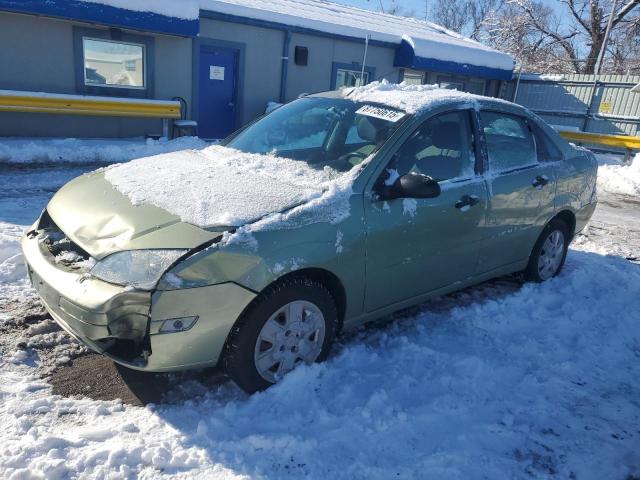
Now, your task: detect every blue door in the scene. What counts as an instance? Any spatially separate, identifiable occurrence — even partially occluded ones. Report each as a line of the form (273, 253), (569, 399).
(198, 46), (238, 139)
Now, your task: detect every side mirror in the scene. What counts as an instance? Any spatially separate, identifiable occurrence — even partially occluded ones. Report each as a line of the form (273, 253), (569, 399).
(382, 173), (441, 200)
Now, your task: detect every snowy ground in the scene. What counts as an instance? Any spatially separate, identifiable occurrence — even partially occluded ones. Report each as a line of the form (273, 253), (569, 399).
(0, 141), (639, 479)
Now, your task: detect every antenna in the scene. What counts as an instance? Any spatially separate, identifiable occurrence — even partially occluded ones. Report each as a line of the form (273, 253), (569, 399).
(360, 34), (371, 86)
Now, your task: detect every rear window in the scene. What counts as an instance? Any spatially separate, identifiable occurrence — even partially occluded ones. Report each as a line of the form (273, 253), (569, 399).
(531, 122), (564, 162)
(481, 111), (538, 172)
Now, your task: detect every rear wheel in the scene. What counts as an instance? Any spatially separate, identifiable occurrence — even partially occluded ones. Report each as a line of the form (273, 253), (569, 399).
(224, 277), (338, 393)
(525, 219), (570, 282)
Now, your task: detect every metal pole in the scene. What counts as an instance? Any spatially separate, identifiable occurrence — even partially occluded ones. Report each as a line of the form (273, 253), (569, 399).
(594, 0), (618, 75)
(584, 0), (618, 131)
(360, 34), (370, 86)
(162, 118), (169, 139)
(513, 59), (526, 103)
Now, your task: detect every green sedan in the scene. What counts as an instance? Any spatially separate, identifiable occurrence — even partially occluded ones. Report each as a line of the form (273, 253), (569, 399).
(21, 84), (598, 393)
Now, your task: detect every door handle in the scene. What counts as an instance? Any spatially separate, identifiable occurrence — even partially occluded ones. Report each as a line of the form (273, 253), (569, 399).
(455, 194), (480, 210)
(532, 175), (550, 188)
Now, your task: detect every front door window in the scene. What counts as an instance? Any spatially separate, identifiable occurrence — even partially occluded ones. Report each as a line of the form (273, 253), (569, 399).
(388, 110), (476, 183)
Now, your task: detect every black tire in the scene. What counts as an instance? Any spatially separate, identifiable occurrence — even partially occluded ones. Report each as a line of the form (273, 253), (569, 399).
(524, 218), (570, 282)
(224, 276), (338, 394)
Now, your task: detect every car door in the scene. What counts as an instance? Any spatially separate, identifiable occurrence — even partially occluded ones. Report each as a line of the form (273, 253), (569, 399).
(477, 110), (557, 273)
(363, 109), (488, 312)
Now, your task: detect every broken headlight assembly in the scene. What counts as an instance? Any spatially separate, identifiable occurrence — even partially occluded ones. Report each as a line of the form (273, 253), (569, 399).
(90, 249), (188, 290)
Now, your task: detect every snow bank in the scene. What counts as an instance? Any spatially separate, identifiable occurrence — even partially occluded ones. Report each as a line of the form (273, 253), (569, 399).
(0, 137), (207, 165)
(596, 152), (640, 197)
(105, 145), (346, 228)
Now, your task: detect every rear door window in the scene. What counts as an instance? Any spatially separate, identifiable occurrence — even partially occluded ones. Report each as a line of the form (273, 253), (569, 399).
(531, 123), (563, 162)
(481, 111), (537, 172)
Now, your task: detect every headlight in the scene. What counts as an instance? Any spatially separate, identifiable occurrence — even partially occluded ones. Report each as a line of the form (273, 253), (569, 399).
(90, 249), (187, 289)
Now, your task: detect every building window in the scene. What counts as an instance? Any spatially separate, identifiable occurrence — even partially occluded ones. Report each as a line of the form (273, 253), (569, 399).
(73, 27), (155, 98)
(335, 69), (370, 89)
(466, 80), (486, 95)
(82, 38), (145, 89)
(402, 70), (424, 85)
(439, 80), (465, 91)
(331, 62), (376, 90)
(437, 75), (486, 95)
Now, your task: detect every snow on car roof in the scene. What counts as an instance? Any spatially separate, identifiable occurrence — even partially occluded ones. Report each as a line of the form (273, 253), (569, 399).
(341, 81), (501, 114)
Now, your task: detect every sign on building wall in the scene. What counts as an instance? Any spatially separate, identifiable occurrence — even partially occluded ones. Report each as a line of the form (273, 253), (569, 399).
(210, 66), (225, 81)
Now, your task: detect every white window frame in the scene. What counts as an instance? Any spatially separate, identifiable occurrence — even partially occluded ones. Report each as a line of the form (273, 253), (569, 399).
(402, 70), (424, 85)
(335, 69), (370, 89)
(82, 37), (147, 90)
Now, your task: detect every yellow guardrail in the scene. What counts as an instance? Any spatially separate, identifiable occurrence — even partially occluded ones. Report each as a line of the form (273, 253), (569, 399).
(558, 130), (640, 151)
(0, 90), (181, 119)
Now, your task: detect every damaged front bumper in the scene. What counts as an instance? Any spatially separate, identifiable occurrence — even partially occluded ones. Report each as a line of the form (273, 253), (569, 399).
(21, 222), (257, 373)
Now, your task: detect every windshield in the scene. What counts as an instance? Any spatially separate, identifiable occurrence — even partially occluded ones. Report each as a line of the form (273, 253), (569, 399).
(223, 97), (407, 172)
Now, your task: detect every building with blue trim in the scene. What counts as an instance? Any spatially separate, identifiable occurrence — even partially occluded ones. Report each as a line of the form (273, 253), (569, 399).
(0, 0), (514, 139)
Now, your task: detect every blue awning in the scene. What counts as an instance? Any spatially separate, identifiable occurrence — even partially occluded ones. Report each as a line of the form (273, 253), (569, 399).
(0, 0), (199, 37)
(394, 37), (514, 81)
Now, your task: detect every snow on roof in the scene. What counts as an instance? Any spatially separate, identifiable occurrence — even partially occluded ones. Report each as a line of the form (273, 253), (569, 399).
(79, 0), (200, 20)
(198, 0), (513, 73)
(632, 83), (640, 93)
(517, 73), (566, 82)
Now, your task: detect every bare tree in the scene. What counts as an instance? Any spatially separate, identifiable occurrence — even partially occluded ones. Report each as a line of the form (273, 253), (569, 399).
(482, 1), (578, 71)
(431, 0), (504, 39)
(506, 0), (640, 73)
(607, 11), (640, 72)
(365, 0), (415, 16)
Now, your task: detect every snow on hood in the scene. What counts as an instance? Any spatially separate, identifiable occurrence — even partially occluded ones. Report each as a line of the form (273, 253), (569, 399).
(345, 80), (485, 114)
(104, 145), (346, 229)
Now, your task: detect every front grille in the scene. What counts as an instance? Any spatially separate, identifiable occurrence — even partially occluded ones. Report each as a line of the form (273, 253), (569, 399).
(38, 210), (95, 272)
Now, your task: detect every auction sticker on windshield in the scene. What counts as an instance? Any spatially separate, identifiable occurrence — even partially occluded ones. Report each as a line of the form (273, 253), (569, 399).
(356, 105), (405, 123)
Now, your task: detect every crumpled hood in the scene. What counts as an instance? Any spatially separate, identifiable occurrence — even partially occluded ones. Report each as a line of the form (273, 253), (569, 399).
(46, 170), (220, 259)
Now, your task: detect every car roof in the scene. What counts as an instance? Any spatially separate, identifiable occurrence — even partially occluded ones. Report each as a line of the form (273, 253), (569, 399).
(308, 82), (529, 118)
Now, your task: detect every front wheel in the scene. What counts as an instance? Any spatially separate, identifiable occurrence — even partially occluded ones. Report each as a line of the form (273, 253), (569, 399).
(224, 277), (338, 393)
(525, 219), (570, 282)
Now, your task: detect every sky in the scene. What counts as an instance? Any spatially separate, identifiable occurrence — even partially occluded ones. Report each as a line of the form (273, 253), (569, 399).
(331, 0), (431, 21)
(332, 0), (564, 28)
